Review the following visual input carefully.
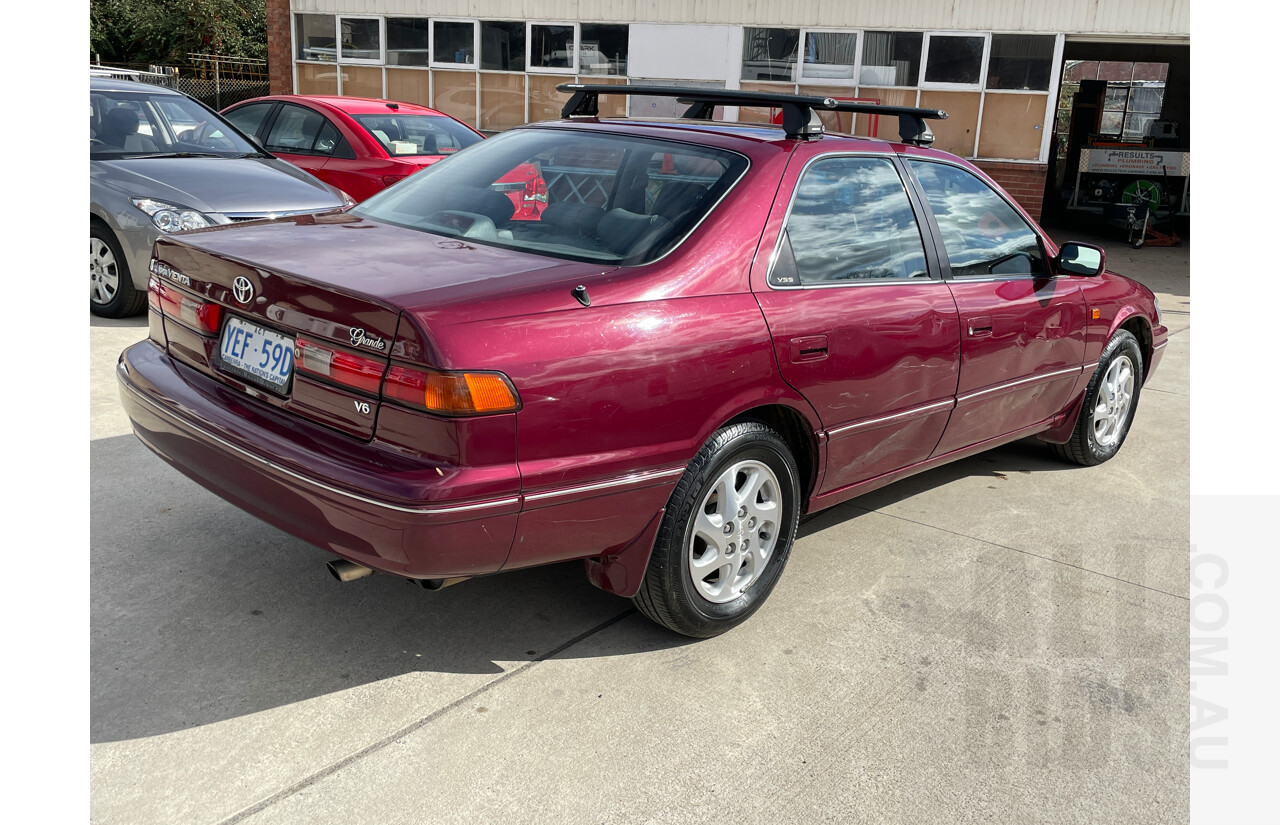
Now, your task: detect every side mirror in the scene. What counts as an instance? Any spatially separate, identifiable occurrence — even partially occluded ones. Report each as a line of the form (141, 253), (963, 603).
(1056, 242), (1106, 277)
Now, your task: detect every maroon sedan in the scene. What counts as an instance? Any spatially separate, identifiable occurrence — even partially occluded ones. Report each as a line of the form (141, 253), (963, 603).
(221, 94), (545, 214)
(119, 86), (1167, 638)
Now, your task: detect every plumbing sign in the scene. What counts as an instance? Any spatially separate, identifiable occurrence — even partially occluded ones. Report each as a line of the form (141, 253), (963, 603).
(1083, 148), (1189, 175)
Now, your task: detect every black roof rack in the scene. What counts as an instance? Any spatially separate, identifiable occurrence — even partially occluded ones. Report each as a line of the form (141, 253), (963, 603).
(557, 84), (947, 146)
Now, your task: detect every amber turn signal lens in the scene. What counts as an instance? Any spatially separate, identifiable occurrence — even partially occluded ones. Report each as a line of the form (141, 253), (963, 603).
(385, 365), (519, 416)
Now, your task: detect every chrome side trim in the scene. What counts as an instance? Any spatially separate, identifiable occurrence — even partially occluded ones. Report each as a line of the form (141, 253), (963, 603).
(120, 371), (519, 517)
(826, 399), (955, 439)
(523, 466), (687, 505)
(956, 364), (1085, 405)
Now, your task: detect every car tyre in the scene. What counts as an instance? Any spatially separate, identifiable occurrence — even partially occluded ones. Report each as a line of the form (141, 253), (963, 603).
(91, 221), (146, 318)
(634, 421), (801, 638)
(1053, 329), (1144, 466)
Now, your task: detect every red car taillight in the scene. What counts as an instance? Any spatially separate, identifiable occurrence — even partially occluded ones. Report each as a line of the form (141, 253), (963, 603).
(382, 174), (408, 188)
(523, 177), (547, 206)
(149, 278), (221, 334)
(295, 337), (386, 394)
(384, 365), (520, 416)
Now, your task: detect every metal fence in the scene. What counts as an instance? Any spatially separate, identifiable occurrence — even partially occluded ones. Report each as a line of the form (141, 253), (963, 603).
(90, 55), (268, 109)
(178, 54), (269, 110)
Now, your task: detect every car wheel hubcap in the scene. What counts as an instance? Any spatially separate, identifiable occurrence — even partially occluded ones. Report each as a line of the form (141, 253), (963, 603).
(90, 238), (119, 305)
(1092, 355), (1134, 448)
(688, 459), (780, 604)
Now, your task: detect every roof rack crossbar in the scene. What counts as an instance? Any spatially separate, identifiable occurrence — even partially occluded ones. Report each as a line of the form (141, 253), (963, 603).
(557, 84), (948, 145)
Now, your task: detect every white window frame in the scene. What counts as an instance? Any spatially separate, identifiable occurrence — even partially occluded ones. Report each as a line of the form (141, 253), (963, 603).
(337, 15), (384, 65)
(430, 18), (479, 69)
(795, 28), (861, 87)
(527, 21), (579, 74)
(293, 13), (337, 63)
(920, 31), (990, 90)
(384, 16), (432, 68)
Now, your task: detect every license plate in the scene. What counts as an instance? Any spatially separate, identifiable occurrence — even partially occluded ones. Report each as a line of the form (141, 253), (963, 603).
(218, 316), (295, 392)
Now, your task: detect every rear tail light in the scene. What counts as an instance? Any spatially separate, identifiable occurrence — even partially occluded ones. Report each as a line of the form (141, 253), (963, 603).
(295, 336), (386, 394)
(384, 365), (520, 416)
(149, 278), (221, 334)
(523, 177), (548, 206)
(382, 175), (408, 188)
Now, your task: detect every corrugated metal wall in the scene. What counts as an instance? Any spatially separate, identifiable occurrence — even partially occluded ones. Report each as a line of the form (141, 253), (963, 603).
(290, 0), (1189, 37)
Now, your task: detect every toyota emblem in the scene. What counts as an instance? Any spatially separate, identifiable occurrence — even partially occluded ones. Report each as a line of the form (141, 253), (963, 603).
(232, 276), (254, 304)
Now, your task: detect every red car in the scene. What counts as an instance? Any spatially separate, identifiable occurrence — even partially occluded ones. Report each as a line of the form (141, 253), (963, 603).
(119, 86), (1167, 638)
(221, 94), (546, 214)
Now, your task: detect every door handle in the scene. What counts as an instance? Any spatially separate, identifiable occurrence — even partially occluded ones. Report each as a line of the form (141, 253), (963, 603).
(966, 316), (993, 337)
(789, 335), (829, 362)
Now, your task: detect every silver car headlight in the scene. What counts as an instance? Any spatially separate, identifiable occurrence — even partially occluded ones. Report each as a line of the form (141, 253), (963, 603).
(131, 198), (216, 232)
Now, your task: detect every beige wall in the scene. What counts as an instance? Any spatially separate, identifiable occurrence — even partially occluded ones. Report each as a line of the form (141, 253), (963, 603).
(289, 0), (1189, 38)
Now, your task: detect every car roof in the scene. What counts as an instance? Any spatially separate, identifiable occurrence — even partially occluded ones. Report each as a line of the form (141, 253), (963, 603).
(89, 76), (182, 96)
(238, 94), (449, 118)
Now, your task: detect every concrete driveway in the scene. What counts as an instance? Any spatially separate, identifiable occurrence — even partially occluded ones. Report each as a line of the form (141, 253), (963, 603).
(90, 231), (1190, 824)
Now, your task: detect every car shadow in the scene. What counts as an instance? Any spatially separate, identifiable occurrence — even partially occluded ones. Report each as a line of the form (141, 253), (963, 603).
(91, 432), (1072, 744)
(90, 434), (692, 744)
(90, 313), (148, 329)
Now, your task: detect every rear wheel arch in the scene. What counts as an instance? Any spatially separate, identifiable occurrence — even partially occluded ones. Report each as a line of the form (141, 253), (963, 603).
(724, 404), (820, 508)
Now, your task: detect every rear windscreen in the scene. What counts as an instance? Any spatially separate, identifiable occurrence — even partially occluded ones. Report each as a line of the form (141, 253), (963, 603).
(351, 128), (749, 266)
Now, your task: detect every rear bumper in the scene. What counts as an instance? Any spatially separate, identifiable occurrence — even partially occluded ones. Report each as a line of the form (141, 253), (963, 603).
(117, 341), (519, 578)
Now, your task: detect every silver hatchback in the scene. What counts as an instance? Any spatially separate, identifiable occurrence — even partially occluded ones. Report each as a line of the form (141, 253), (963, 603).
(90, 77), (351, 317)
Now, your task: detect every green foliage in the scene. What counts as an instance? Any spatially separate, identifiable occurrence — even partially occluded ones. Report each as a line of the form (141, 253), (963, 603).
(90, 0), (267, 67)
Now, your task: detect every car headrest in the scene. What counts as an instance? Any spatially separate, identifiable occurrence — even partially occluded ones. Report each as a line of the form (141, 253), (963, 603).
(598, 209), (673, 257)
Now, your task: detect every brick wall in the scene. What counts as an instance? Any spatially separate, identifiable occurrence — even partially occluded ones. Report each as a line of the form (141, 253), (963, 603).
(974, 161), (1048, 222)
(266, 0), (292, 95)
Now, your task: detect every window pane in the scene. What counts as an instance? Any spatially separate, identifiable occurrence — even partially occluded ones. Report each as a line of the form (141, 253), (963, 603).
(1104, 86), (1129, 109)
(387, 68), (429, 105)
(1128, 85), (1164, 113)
(919, 90), (980, 157)
(435, 21), (475, 65)
(314, 120), (341, 157)
(580, 24), (628, 76)
(530, 24), (575, 70)
(340, 18), (380, 61)
(265, 105), (326, 154)
(924, 35), (984, 85)
(340, 65), (382, 98)
(977, 93), (1048, 160)
(742, 28), (799, 81)
(908, 160), (1044, 278)
(1123, 113), (1157, 140)
(776, 157), (928, 285)
(296, 14), (336, 61)
(297, 62), (338, 95)
(860, 31), (921, 86)
(802, 32), (857, 80)
(479, 72), (526, 130)
(387, 18), (430, 67)
(432, 70), (477, 124)
(986, 34), (1054, 90)
(1132, 62), (1168, 82)
(1063, 60), (1097, 82)
(481, 21), (525, 71)
(1099, 110), (1123, 134)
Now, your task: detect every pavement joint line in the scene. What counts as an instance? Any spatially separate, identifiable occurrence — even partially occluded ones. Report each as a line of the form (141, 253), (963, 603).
(846, 505), (1189, 602)
(1167, 326), (1191, 337)
(1143, 387), (1188, 396)
(215, 607), (637, 825)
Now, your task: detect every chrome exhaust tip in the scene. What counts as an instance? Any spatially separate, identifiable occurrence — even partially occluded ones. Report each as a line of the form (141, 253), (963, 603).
(327, 559), (375, 582)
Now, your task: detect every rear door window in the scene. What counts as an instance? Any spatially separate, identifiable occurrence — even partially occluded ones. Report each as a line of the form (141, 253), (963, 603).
(224, 102), (275, 140)
(264, 104), (328, 155)
(770, 156), (930, 285)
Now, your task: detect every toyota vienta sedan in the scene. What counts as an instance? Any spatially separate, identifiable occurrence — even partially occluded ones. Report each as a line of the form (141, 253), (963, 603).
(118, 86), (1168, 638)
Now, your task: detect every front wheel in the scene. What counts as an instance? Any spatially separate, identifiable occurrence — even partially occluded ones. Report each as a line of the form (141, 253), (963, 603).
(634, 421), (801, 638)
(91, 222), (146, 317)
(1053, 329), (1144, 466)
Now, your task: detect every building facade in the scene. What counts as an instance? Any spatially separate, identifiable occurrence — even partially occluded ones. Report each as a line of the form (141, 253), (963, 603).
(264, 1), (1191, 220)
